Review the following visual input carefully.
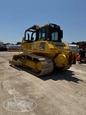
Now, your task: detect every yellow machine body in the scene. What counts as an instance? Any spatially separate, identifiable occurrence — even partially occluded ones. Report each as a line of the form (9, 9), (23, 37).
(22, 40), (72, 67)
(9, 23), (76, 76)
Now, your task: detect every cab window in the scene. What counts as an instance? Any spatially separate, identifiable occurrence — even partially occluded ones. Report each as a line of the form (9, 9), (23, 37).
(51, 32), (58, 41)
(38, 28), (46, 39)
(42, 28), (45, 38)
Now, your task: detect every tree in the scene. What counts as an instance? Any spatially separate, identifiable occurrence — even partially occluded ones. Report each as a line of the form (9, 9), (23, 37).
(71, 42), (76, 44)
(16, 42), (21, 45)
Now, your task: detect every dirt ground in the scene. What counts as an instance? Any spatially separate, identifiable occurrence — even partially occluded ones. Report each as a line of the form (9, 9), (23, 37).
(0, 52), (86, 115)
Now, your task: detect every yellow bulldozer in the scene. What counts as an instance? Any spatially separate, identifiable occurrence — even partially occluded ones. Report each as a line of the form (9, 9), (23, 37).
(9, 23), (76, 76)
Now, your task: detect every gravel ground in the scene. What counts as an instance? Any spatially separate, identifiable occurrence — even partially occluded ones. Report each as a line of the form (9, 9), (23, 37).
(0, 52), (86, 115)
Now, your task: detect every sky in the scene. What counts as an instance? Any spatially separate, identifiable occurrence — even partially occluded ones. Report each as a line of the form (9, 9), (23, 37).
(0, 0), (86, 44)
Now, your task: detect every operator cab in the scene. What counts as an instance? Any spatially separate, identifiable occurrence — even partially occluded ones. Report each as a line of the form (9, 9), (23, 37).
(24, 23), (63, 43)
(38, 23), (63, 42)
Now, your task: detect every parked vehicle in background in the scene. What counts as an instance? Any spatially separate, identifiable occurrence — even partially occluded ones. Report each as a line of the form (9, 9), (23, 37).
(76, 50), (86, 63)
(6, 44), (22, 52)
(0, 40), (7, 51)
(76, 43), (86, 63)
(68, 44), (79, 54)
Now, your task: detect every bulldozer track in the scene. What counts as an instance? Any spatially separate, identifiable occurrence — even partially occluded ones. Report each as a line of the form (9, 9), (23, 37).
(12, 53), (54, 76)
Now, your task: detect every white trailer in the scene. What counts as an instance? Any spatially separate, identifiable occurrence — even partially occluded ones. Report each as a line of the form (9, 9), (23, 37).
(68, 44), (79, 54)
